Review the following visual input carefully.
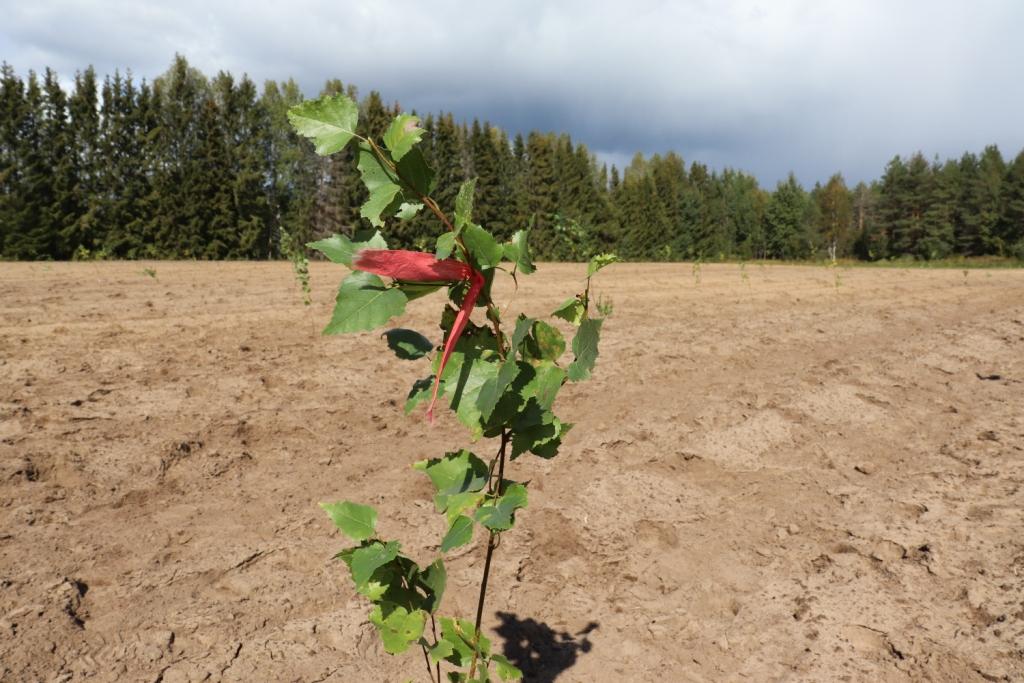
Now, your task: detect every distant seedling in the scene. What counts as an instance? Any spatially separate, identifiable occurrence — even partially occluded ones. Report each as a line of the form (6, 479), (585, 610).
(289, 93), (616, 682)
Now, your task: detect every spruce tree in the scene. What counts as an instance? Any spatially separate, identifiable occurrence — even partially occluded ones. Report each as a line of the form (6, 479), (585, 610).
(1001, 149), (1024, 256)
(764, 173), (812, 259)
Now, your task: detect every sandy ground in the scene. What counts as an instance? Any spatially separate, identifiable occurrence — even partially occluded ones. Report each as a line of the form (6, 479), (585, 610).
(1, 260), (1023, 683)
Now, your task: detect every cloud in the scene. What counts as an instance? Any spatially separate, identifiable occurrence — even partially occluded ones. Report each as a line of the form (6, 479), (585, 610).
(3, 0), (1023, 186)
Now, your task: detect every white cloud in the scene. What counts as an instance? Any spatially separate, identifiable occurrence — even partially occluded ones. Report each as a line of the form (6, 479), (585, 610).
(3, 0), (1022, 185)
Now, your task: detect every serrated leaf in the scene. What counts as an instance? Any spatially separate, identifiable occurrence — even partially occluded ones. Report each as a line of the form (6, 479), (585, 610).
(357, 144), (402, 228)
(350, 540), (401, 584)
(440, 515), (475, 552)
(439, 351), (501, 436)
(509, 315), (535, 353)
(395, 202), (423, 220)
(419, 559), (447, 613)
(510, 403), (571, 459)
(476, 360), (521, 421)
(324, 271), (408, 334)
(436, 232), (456, 259)
(413, 450), (489, 502)
(429, 638), (455, 663)
(442, 491), (486, 525)
(461, 224), (503, 270)
(287, 94), (359, 156)
(405, 376), (435, 414)
(521, 361), (565, 410)
(528, 320), (565, 362)
(551, 297), (585, 326)
(369, 605), (426, 655)
(490, 654), (523, 681)
(567, 317), (602, 381)
(397, 281), (443, 302)
(455, 178), (476, 233)
(503, 230), (535, 275)
(307, 230), (386, 266)
(383, 114), (425, 162)
(320, 501), (376, 541)
(587, 253), (619, 277)
(395, 147), (435, 196)
(474, 483), (528, 531)
(383, 329), (433, 360)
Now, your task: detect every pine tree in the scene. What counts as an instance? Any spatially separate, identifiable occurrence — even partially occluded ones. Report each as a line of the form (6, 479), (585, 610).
(5, 72), (52, 259)
(1001, 149), (1024, 257)
(0, 64), (25, 256)
(764, 173), (812, 259)
(67, 67), (101, 254)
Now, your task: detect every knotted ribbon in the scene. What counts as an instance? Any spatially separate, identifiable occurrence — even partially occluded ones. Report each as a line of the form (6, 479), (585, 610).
(353, 248), (485, 422)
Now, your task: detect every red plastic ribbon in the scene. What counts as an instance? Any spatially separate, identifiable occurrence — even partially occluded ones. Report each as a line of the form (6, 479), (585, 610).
(353, 248), (485, 422)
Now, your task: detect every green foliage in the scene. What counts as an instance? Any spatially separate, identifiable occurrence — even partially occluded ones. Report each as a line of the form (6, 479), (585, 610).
(324, 271), (408, 334)
(295, 95), (616, 682)
(321, 501), (377, 541)
(384, 329), (434, 360)
(2, 55), (1021, 262)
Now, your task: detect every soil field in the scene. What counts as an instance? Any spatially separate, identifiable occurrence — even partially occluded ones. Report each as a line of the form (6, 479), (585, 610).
(1, 261), (1023, 683)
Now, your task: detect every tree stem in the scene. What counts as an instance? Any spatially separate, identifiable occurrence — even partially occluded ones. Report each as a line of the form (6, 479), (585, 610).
(468, 429), (509, 678)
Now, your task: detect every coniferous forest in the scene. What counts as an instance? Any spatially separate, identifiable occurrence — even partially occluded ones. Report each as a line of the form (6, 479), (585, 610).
(2, 56), (1023, 262)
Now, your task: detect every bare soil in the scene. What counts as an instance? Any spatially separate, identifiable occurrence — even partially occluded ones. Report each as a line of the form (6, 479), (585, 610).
(1, 261), (1023, 683)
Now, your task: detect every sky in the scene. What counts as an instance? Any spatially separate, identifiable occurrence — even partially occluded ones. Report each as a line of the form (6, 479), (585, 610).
(3, 0), (1023, 187)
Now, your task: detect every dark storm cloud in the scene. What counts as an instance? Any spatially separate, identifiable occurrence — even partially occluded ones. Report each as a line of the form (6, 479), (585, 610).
(4, 0), (1023, 186)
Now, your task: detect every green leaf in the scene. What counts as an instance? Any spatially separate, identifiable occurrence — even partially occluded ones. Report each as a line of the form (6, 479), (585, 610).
(491, 654), (523, 681)
(442, 491), (487, 525)
(350, 540), (401, 584)
(405, 376), (435, 414)
(455, 178), (477, 233)
(324, 271), (408, 335)
(436, 232), (456, 259)
(287, 94), (359, 156)
(587, 253), (619, 277)
(510, 404), (571, 459)
(395, 147), (436, 196)
(521, 361), (566, 410)
(527, 321), (565, 362)
(438, 618), (490, 667)
(503, 230), (535, 275)
(383, 329), (434, 360)
(440, 515), (475, 552)
(509, 315), (535, 353)
(320, 501), (376, 541)
(476, 360), (521, 421)
(438, 351), (502, 436)
(395, 202), (423, 220)
(369, 605), (426, 655)
(413, 450), (489, 502)
(383, 114), (425, 161)
(552, 297), (585, 326)
(419, 559), (447, 613)
(567, 317), (603, 381)
(474, 483), (528, 531)
(428, 638), (455, 663)
(397, 281), (443, 301)
(357, 144), (403, 228)
(307, 230), (386, 266)
(461, 224), (503, 270)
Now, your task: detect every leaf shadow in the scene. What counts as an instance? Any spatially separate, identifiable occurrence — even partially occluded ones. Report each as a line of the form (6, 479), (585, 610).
(494, 611), (597, 683)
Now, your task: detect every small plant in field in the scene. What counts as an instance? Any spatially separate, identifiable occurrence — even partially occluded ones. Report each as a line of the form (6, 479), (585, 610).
(288, 94), (616, 682)
(739, 261), (750, 287)
(692, 254), (703, 285)
(280, 227), (312, 305)
(142, 267), (157, 279)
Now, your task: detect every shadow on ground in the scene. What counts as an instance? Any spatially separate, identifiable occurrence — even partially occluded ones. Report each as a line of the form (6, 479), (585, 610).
(494, 611), (598, 682)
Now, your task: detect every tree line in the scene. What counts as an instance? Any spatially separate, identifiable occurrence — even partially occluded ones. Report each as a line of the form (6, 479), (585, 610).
(2, 55), (1022, 262)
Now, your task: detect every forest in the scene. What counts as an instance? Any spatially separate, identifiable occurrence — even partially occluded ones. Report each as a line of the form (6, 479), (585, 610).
(1, 55), (1022, 262)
